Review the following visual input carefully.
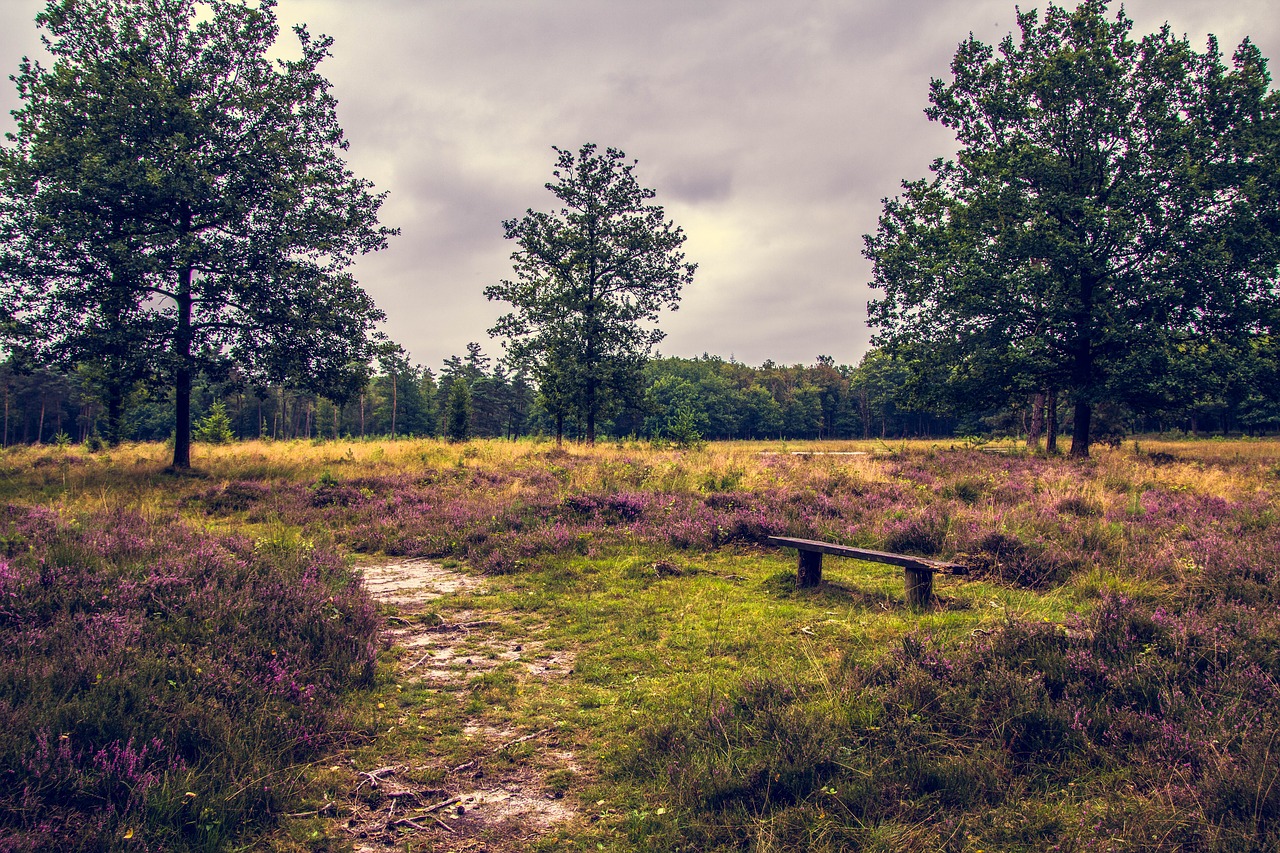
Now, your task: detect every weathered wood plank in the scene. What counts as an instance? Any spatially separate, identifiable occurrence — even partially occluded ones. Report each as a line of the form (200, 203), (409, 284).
(766, 536), (968, 574)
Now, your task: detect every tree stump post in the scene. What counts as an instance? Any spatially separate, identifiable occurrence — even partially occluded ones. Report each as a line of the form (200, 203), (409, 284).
(797, 550), (822, 587)
(904, 566), (933, 608)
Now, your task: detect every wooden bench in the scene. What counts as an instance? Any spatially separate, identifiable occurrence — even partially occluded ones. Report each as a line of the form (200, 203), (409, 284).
(767, 536), (968, 607)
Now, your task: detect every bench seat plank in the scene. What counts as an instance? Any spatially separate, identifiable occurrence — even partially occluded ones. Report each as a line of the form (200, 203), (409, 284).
(767, 536), (968, 574)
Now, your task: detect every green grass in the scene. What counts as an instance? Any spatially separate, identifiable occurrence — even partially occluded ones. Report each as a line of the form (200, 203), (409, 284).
(317, 543), (1095, 849)
(5, 436), (1279, 850)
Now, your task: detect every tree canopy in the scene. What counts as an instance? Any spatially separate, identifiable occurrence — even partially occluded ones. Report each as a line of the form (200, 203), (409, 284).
(0, 0), (394, 467)
(486, 143), (696, 445)
(864, 0), (1280, 456)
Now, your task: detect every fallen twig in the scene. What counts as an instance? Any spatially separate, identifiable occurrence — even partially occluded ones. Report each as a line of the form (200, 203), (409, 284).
(391, 815), (451, 833)
(494, 727), (551, 753)
(284, 801), (334, 818)
(418, 619), (501, 634)
(420, 795), (464, 814)
(451, 760), (475, 773)
(357, 765), (398, 790)
(404, 650), (435, 671)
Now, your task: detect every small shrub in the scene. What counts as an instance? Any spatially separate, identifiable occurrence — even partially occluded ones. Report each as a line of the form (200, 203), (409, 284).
(968, 530), (1078, 588)
(943, 476), (988, 504)
(1055, 495), (1102, 517)
(880, 509), (949, 556)
(0, 506), (378, 851)
(192, 480), (271, 514)
(665, 407), (706, 449)
(194, 401), (235, 444)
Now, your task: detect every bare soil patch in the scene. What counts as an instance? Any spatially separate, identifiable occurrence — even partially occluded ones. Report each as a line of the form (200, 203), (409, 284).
(335, 559), (582, 851)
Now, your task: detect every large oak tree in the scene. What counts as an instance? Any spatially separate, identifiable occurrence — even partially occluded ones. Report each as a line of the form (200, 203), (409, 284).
(487, 144), (695, 445)
(864, 0), (1280, 456)
(0, 0), (394, 466)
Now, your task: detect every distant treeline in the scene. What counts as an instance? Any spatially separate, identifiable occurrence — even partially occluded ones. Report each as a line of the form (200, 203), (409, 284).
(4, 339), (1278, 447)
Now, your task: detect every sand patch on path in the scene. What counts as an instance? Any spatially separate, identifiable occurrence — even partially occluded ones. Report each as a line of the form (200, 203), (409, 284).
(337, 558), (581, 851)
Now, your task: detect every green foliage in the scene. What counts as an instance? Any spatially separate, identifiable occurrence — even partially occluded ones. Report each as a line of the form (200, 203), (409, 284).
(193, 400), (234, 444)
(865, 0), (1280, 458)
(664, 407), (706, 449)
(644, 375), (708, 442)
(0, 0), (394, 469)
(446, 379), (473, 442)
(487, 143), (696, 444)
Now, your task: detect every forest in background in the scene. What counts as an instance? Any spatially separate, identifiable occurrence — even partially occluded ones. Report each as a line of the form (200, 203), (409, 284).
(3, 331), (1278, 447)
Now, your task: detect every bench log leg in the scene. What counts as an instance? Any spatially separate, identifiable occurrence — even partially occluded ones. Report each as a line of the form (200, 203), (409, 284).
(904, 566), (933, 608)
(797, 550), (822, 587)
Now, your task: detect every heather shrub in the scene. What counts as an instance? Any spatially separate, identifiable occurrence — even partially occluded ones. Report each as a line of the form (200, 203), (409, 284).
(630, 592), (1280, 850)
(0, 506), (378, 851)
(879, 507), (950, 556)
(942, 474), (989, 504)
(962, 530), (1080, 588)
(188, 479), (272, 514)
(1055, 494), (1102, 517)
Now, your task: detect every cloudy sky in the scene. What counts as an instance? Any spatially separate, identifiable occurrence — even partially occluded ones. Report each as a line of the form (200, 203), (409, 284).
(2, 1), (1277, 372)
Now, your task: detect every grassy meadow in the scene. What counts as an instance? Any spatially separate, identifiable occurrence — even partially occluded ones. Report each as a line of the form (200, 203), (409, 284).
(1, 436), (1278, 851)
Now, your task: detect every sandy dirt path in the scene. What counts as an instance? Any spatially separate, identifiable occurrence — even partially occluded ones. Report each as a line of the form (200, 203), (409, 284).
(335, 559), (581, 852)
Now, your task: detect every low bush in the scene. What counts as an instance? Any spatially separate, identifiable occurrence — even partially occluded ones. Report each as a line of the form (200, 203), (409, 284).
(0, 505), (378, 851)
(628, 592), (1280, 850)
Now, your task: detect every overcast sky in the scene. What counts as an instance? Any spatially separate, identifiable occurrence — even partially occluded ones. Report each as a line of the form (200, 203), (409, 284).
(2, 1), (1277, 372)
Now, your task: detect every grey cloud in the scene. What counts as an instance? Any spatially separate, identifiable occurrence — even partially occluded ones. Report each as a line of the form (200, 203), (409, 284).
(2, 0), (1277, 372)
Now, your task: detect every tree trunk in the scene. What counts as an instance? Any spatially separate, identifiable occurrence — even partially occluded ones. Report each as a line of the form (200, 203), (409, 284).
(1067, 271), (1096, 460)
(276, 386), (284, 439)
(37, 394), (46, 444)
(1028, 392), (1045, 451)
(171, 256), (194, 469)
(390, 371), (397, 438)
(1070, 398), (1091, 458)
(1045, 389), (1059, 455)
(105, 388), (123, 446)
(555, 411), (564, 448)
